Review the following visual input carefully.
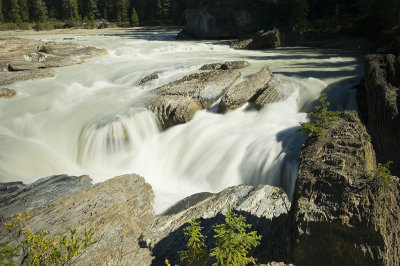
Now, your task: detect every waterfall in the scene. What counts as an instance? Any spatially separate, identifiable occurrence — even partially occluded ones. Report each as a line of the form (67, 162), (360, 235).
(0, 32), (364, 212)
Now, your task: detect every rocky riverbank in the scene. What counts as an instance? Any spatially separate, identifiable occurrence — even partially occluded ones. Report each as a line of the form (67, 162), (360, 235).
(0, 37), (108, 88)
(1, 110), (399, 265)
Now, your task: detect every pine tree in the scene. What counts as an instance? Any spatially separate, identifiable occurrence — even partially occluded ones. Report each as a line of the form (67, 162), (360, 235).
(116, 0), (128, 22)
(155, 0), (162, 23)
(130, 7), (139, 26)
(210, 207), (261, 266)
(162, 0), (170, 20)
(86, 0), (98, 21)
(0, 0), (3, 22)
(29, 0), (48, 22)
(178, 219), (209, 265)
(62, 0), (80, 21)
(17, 0), (29, 22)
(8, 0), (21, 23)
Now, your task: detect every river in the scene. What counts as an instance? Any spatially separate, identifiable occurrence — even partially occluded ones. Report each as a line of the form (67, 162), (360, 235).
(0, 31), (364, 212)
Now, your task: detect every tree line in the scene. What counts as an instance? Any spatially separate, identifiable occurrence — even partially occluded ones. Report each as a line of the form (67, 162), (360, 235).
(0, 0), (187, 26)
(0, 0), (399, 39)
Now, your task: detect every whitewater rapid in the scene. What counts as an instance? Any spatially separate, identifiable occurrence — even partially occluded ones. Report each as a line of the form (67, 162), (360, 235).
(0, 32), (364, 212)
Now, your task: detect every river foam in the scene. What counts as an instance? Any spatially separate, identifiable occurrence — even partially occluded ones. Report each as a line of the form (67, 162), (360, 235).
(0, 32), (364, 212)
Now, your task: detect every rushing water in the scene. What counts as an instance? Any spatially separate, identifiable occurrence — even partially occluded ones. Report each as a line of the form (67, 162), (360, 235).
(0, 31), (364, 212)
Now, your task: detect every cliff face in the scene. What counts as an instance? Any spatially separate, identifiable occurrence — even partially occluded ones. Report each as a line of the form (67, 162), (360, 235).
(290, 111), (400, 265)
(176, 6), (262, 40)
(357, 54), (400, 176)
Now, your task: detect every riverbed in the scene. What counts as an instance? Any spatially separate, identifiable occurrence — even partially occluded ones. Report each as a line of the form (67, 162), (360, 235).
(0, 31), (364, 212)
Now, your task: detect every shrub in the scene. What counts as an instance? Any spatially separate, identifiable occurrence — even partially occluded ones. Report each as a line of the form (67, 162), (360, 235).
(368, 161), (395, 188)
(299, 93), (338, 137)
(38, 45), (51, 54)
(1, 213), (96, 265)
(179, 219), (208, 265)
(210, 207), (261, 266)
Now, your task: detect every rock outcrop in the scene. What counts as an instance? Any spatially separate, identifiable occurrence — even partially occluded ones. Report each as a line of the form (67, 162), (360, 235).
(0, 174), (92, 217)
(1, 173), (292, 265)
(200, 61), (249, 70)
(357, 54), (400, 176)
(151, 184), (291, 265)
(0, 38), (108, 86)
(0, 87), (16, 98)
(146, 69), (240, 128)
(0, 174), (155, 265)
(218, 65), (272, 113)
(176, 8), (258, 40)
(230, 28), (281, 50)
(290, 111), (400, 265)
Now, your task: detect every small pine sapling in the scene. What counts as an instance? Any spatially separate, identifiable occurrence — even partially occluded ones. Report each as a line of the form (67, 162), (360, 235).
(179, 219), (209, 265)
(210, 207), (261, 266)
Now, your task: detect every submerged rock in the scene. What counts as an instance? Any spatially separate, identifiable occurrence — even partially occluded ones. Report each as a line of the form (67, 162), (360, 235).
(218, 65), (272, 113)
(0, 38), (108, 86)
(146, 69), (240, 128)
(200, 60), (249, 70)
(230, 28), (281, 50)
(291, 111), (400, 265)
(0, 87), (16, 98)
(138, 72), (160, 85)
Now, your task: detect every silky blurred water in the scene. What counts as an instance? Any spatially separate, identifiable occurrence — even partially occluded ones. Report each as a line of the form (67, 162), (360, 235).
(0, 32), (364, 212)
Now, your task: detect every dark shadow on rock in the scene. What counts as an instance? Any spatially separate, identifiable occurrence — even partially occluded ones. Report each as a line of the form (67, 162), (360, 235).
(151, 210), (291, 265)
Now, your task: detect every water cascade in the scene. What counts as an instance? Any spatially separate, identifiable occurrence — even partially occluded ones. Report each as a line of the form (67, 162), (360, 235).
(0, 32), (364, 212)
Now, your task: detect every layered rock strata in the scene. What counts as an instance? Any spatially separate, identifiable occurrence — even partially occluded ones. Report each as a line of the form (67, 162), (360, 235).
(0, 38), (108, 86)
(218, 65), (272, 113)
(146, 69), (240, 128)
(357, 54), (400, 176)
(290, 111), (400, 265)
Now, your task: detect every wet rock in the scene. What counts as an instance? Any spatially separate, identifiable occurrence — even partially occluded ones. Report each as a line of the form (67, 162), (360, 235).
(218, 65), (272, 113)
(200, 60), (249, 70)
(151, 184), (291, 265)
(0, 69), (55, 86)
(0, 174), (155, 265)
(0, 38), (108, 86)
(230, 28), (281, 50)
(0, 87), (16, 98)
(357, 54), (400, 176)
(147, 69), (240, 128)
(138, 72), (160, 85)
(254, 78), (295, 109)
(291, 111), (400, 265)
(146, 95), (203, 129)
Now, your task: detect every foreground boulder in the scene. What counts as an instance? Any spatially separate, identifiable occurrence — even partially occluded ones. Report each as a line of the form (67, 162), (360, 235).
(151, 184), (291, 265)
(0, 38), (108, 86)
(290, 111), (400, 265)
(0, 174), (155, 265)
(146, 69), (240, 128)
(218, 65), (272, 113)
(230, 28), (281, 50)
(357, 54), (400, 176)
